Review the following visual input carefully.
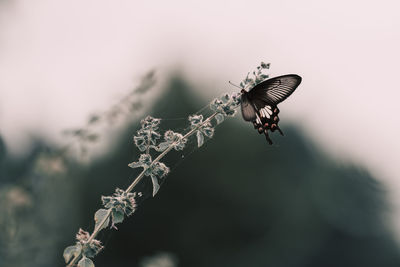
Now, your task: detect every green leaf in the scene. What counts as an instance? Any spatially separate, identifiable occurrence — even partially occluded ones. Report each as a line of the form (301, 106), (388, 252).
(157, 142), (169, 152)
(63, 245), (78, 263)
(196, 131), (204, 147)
(78, 256), (95, 267)
(94, 209), (110, 231)
(128, 161), (142, 169)
(112, 209), (124, 224)
(82, 246), (96, 258)
(151, 175), (160, 196)
(215, 113), (224, 124)
(202, 127), (214, 138)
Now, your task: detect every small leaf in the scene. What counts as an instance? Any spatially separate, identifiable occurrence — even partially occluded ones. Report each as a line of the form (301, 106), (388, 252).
(82, 240), (103, 258)
(202, 127), (214, 138)
(215, 113), (224, 124)
(151, 175), (160, 196)
(78, 256), (95, 267)
(94, 209), (110, 231)
(260, 62), (270, 69)
(152, 162), (169, 177)
(196, 131), (204, 147)
(112, 209), (124, 224)
(128, 161), (142, 169)
(63, 245), (78, 263)
(157, 142), (169, 152)
(189, 114), (203, 127)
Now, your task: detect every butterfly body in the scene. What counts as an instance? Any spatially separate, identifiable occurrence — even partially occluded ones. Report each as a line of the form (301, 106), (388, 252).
(240, 74), (302, 144)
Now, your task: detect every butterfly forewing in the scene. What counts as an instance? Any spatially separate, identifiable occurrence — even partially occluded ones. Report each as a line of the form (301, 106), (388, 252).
(240, 93), (257, 121)
(248, 74), (302, 105)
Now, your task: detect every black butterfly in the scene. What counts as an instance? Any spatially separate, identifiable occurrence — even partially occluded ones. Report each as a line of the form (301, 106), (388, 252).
(240, 74), (302, 144)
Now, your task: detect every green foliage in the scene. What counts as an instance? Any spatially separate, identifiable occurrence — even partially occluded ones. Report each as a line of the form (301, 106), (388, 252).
(134, 116), (162, 152)
(215, 113), (225, 124)
(63, 92), (243, 266)
(94, 209), (110, 231)
(63, 245), (81, 263)
(101, 189), (140, 225)
(210, 93), (241, 117)
(188, 115), (215, 147)
(1, 65), (399, 267)
(157, 130), (187, 151)
(128, 153), (169, 196)
(62, 64), (268, 266)
(111, 209), (124, 225)
(240, 61), (270, 88)
(78, 256), (95, 267)
(196, 130), (205, 147)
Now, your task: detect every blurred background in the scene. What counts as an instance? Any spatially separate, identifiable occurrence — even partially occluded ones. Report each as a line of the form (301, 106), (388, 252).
(1, 0), (400, 266)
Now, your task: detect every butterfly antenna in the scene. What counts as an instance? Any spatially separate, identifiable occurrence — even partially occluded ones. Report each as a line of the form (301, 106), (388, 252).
(228, 81), (243, 90)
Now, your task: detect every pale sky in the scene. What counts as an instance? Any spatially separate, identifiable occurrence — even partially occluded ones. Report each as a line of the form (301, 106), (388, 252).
(1, 0), (399, 236)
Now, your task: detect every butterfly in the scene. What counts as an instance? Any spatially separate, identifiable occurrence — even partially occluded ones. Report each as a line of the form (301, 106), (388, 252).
(240, 74), (302, 144)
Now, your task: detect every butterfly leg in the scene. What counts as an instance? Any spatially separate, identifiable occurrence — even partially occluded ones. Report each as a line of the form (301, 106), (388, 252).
(264, 129), (273, 145)
(253, 121), (258, 129)
(276, 125), (284, 136)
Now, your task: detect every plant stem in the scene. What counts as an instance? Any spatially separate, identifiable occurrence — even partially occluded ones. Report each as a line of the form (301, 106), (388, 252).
(146, 131), (150, 155)
(66, 112), (218, 267)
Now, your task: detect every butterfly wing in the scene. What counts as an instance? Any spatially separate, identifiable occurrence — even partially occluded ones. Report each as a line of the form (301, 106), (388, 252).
(241, 74), (302, 144)
(240, 93), (257, 121)
(248, 74), (302, 105)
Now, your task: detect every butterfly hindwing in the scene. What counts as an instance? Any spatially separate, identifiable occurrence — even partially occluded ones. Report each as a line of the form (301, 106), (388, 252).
(248, 74), (302, 105)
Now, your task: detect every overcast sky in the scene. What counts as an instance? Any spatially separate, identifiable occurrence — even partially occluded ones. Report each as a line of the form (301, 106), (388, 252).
(1, 0), (399, 236)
